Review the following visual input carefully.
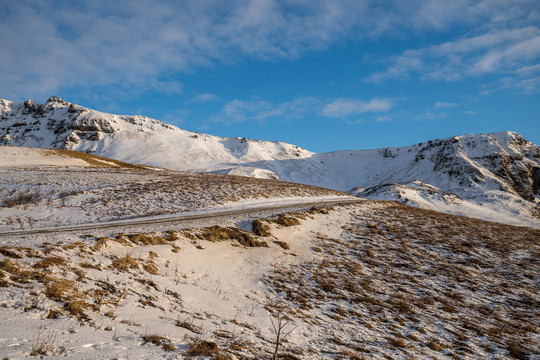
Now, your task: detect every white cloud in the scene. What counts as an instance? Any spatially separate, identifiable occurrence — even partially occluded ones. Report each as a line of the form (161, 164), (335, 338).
(211, 96), (395, 124)
(1, 0), (539, 99)
(212, 97), (320, 124)
(367, 26), (540, 88)
(434, 102), (458, 109)
(187, 93), (219, 103)
(321, 99), (393, 117)
(414, 111), (449, 121)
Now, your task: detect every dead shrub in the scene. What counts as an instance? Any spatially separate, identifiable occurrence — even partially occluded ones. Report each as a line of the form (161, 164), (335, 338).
(0, 246), (22, 258)
(2, 190), (43, 207)
(238, 236), (268, 248)
(252, 219), (272, 236)
(0, 259), (24, 275)
(79, 261), (100, 269)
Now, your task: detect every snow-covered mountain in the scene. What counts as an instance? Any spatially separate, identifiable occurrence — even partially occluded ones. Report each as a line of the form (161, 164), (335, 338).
(0, 97), (312, 179)
(2, 97), (539, 226)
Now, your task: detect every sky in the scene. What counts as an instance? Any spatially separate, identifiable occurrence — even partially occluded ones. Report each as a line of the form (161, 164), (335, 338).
(1, 0), (539, 153)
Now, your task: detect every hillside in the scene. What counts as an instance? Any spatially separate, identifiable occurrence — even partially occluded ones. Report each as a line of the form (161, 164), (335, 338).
(1, 97), (539, 227)
(0, 147), (349, 232)
(0, 202), (538, 359)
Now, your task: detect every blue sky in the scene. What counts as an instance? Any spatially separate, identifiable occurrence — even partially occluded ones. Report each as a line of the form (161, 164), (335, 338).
(1, 0), (539, 152)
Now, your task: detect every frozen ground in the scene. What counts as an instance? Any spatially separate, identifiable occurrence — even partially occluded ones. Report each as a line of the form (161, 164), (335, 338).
(0, 202), (538, 359)
(0, 148), (348, 232)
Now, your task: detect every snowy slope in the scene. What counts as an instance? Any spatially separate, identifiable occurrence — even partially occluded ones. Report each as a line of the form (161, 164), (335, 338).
(1, 97), (539, 226)
(0, 97), (311, 180)
(0, 203), (538, 359)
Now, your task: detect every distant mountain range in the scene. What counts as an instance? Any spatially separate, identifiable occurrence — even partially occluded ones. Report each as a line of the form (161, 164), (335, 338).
(2, 96), (539, 227)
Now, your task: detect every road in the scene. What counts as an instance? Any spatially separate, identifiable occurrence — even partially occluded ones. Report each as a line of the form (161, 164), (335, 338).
(0, 197), (363, 238)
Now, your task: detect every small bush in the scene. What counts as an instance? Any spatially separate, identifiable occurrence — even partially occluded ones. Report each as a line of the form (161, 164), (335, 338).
(2, 191), (43, 207)
(64, 299), (92, 320)
(275, 215), (300, 227)
(0, 259), (24, 275)
(252, 219), (272, 236)
(45, 279), (76, 301)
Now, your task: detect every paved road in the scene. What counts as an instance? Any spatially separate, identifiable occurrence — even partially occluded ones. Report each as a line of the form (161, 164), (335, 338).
(0, 198), (363, 238)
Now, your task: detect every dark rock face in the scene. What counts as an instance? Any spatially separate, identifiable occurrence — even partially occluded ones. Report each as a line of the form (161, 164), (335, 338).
(532, 167), (540, 195)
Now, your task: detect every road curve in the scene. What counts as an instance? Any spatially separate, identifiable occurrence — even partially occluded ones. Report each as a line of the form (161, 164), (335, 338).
(0, 198), (363, 237)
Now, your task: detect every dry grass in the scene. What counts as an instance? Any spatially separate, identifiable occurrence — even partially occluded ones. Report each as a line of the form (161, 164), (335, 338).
(185, 339), (231, 359)
(34, 256), (67, 269)
(142, 335), (176, 351)
(176, 317), (203, 334)
(252, 219), (272, 236)
(195, 226), (268, 247)
(143, 261), (159, 275)
(274, 215), (300, 227)
(275, 241), (290, 250)
(265, 201), (540, 359)
(44, 279), (78, 301)
(111, 255), (139, 271)
(2, 190), (43, 207)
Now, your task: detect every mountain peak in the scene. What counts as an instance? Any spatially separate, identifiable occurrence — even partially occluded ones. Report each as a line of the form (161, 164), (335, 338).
(45, 96), (68, 106)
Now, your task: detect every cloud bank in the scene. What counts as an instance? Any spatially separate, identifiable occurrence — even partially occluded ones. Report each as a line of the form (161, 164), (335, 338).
(0, 0), (538, 99)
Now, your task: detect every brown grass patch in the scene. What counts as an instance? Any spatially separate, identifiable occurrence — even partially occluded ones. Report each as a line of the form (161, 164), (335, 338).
(142, 335), (175, 351)
(274, 215), (300, 227)
(34, 256), (67, 269)
(64, 299), (92, 320)
(44, 279), (77, 301)
(111, 255), (139, 271)
(252, 219), (272, 236)
(185, 339), (225, 357)
(124, 233), (167, 245)
(197, 226), (268, 247)
(275, 241), (290, 250)
(0, 246), (22, 258)
(143, 261), (159, 275)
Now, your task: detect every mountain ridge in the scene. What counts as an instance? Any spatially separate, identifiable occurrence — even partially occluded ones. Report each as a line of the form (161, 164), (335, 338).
(1, 96), (539, 227)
